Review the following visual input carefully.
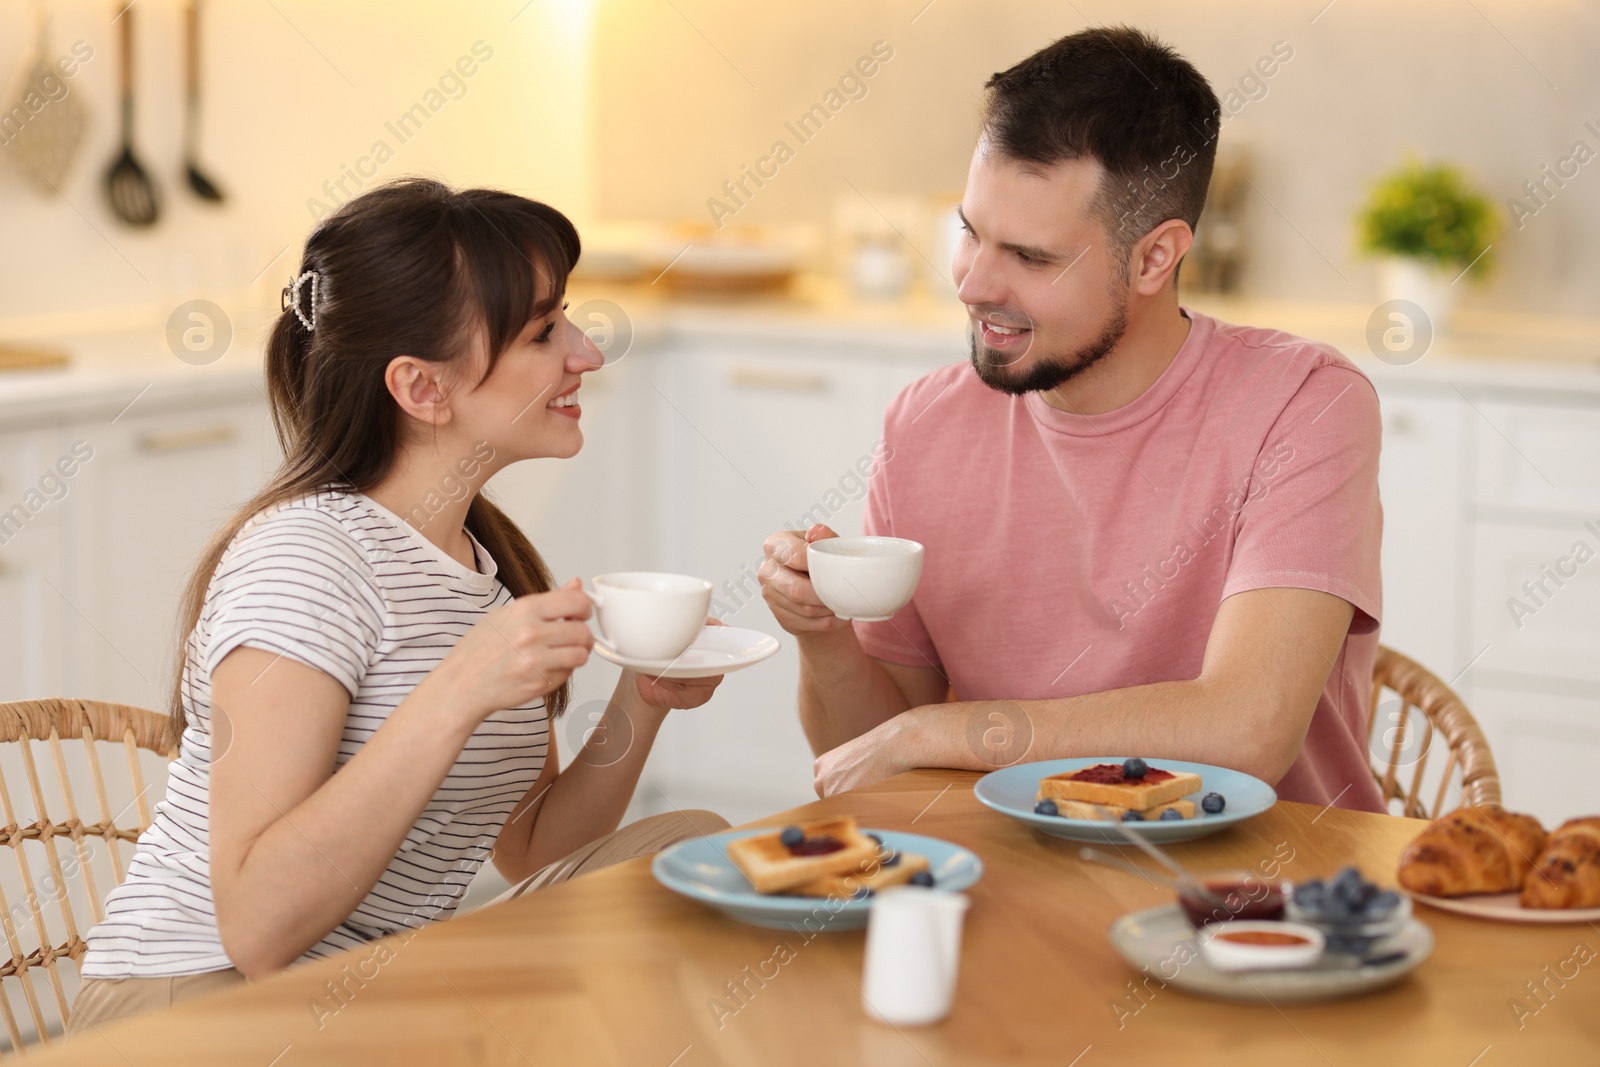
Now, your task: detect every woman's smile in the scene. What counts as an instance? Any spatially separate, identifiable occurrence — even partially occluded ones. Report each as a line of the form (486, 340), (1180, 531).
(547, 383), (582, 419)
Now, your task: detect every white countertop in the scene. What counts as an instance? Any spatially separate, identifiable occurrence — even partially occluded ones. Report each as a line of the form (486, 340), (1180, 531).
(3, 283), (1598, 427)
(0, 336), (264, 429)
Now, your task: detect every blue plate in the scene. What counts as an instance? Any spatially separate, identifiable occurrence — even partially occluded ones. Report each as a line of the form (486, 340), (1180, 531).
(974, 757), (1276, 844)
(652, 827), (983, 930)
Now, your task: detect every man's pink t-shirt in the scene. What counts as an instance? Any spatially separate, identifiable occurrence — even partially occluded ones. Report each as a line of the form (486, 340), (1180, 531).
(855, 309), (1386, 812)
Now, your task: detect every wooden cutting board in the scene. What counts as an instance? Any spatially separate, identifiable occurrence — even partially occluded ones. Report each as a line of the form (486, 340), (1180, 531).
(0, 344), (71, 371)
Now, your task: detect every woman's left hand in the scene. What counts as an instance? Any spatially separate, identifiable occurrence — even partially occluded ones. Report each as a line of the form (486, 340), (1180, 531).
(629, 614), (728, 710)
(632, 671), (723, 710)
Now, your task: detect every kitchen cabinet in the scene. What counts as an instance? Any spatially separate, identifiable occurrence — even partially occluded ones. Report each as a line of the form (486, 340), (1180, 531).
(1369, 378), (1600, 826)
(1373, 388), (1466, 678)
(1466, 520), (1600, 688)
(58, 401), (277, 713)
(651, 339), (892, 604)
(1467, 686), (1600, 824)
(0, 428), (69, 702)
(1469, 396), (1600, 517)
(637, 339), (952, 822)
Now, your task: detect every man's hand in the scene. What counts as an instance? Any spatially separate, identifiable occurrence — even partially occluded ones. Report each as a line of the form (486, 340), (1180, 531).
(813, 711), (920, 796)
(759, 525), (853, 637)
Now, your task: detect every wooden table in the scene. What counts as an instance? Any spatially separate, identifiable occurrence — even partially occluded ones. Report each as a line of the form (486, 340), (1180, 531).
(38, 770), (1600, 1065)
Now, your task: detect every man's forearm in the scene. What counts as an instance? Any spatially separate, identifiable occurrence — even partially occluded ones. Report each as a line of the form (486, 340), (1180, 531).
(797, 628), (912, 755)
(895, 678), (1308, 786)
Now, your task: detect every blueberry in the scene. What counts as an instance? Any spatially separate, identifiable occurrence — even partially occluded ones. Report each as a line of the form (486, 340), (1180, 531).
(1121, 809), (1145, 822)
(1159, 808), (1185, 821)
(778, 826), (804, 848)
(908, 870), (935, 888)
(851, 885), (874, 900)
(881, 845), (902, 868)
(1122, 758), (1149, 779)
(866, 833), (883, 847)
(1367, 889), (1402, 919)
(1200, 793), (1226, 814)
(1322, 895), (1356, 922)
(1333, 866), (1363, 890)
(1293, 881), (1326, 909)
(1034, 799), (1059, 817)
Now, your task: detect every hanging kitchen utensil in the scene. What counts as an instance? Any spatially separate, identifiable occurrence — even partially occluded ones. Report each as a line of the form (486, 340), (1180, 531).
(1, 7), (90, 193)
(183, 0), (223, 202)
(103, 3), (159, 226)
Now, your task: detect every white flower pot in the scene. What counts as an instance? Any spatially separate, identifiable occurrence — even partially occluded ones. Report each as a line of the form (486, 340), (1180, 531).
(1376, 257), (1461, 335)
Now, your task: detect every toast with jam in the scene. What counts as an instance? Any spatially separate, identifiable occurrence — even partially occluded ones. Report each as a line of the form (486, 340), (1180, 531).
(1039, 760), (1203, 811)
(727, 816), (879, 894)
(790, 851), (932, 899)
(1048, 797), (1196, 822)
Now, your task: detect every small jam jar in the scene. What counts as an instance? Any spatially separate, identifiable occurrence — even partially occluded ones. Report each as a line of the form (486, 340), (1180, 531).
(1177, 869), (1288, 929)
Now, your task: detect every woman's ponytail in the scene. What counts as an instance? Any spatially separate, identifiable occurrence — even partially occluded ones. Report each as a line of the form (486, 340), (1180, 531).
(263, 265), (322, 453)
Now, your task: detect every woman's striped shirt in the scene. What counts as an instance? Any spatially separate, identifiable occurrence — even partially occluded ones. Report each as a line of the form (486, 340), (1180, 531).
(81, 488), (548, 977)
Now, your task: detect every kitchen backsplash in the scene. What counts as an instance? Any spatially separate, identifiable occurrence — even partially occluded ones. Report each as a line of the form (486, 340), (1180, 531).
(0, 0), (1595, 324)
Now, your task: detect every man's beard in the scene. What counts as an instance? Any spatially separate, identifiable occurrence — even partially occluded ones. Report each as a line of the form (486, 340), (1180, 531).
(969, 296), (1129, 397)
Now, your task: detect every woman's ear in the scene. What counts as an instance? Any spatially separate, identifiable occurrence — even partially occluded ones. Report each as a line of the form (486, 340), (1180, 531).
(385, 356), (455, 428)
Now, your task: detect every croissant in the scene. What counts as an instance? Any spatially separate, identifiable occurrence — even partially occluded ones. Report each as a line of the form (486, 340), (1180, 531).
(1521, 818), (1600, 909)
(1397, 805), (1547, 897)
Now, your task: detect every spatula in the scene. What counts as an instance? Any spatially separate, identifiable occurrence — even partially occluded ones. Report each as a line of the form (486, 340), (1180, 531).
(103, 5), (159, 226)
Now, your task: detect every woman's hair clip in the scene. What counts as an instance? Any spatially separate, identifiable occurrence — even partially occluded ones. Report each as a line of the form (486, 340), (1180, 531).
(282, 270), (322, 331)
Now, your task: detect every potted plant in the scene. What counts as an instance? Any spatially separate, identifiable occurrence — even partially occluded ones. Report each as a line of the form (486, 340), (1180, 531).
(1357, 159), (1498, 333)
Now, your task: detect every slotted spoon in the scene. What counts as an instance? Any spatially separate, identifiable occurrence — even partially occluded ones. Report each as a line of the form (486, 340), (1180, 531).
(103, 5), (159, 226)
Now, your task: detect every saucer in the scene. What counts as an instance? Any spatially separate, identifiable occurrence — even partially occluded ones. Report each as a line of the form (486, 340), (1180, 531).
(1110, 903), (1432, 1003)
(593, 624), (779, 679)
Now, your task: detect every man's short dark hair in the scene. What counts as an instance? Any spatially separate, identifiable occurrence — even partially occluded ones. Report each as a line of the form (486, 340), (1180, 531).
(982, 26), (1221, 278)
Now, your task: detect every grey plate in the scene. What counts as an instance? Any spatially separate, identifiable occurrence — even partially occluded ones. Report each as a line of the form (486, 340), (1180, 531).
(1109, 904), (1433, 1004)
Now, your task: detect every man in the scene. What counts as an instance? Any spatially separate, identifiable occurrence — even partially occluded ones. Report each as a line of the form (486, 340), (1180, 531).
(759, 26), (1385, 811)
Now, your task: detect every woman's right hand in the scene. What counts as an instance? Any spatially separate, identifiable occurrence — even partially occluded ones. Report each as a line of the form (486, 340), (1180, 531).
(431, 578), (594, 722)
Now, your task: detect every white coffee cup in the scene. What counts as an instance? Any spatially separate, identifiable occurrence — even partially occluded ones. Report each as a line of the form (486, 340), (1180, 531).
(585, 572), (712, 661)
(806, 536), (924, 622)
(862, 887), (969, 1026)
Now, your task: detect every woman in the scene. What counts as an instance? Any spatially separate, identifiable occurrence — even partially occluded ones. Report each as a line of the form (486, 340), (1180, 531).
(70, 179), (727, 1031)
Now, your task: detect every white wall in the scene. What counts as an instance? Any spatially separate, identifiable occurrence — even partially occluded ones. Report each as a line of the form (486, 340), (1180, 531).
(0, 0), (597, 328)
(592, 0), (1600, 317)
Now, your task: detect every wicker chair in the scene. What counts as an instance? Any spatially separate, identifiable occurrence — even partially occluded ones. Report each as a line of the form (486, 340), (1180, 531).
(1368, 646), (1502, 819)
(0, 699), (174, 1054)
